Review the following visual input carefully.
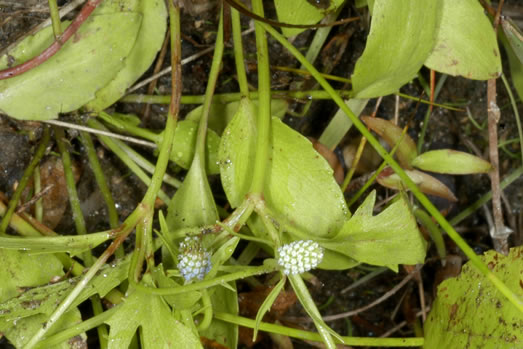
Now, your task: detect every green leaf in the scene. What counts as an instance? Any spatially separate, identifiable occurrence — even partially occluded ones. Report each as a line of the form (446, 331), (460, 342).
(219, 98), (348, 238)
(106, 285), (202, 349)
(253, 275), (286, 340)
(0, 13), (141, 120)
(318, 249), (359, 270)
(424, 247), (523, 349)
(3, 309), (85, 349)
(502, 29), (523, 103)
(361, 116), (417, 168)
(86, 0), (167, 110)
(320, 191), (427, 271)
(166, 120), (221, 175)
(424, 0), (502, 80)
(0, 250), (63, 303)
(0, 256), (129, 321)
(186, 99), (289, 135)
(412, 149), (491, 174)
(0, 231), (111, 255)
(351, 0), (438, 98)
(274, 0), (344, 37)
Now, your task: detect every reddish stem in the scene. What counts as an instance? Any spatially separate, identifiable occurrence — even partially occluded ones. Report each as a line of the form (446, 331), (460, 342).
(0, 0), (103, 80)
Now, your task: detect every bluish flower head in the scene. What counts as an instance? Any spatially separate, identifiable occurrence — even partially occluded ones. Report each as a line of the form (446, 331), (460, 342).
(277, 240), (324, 275)
(177, 236), (212, 282)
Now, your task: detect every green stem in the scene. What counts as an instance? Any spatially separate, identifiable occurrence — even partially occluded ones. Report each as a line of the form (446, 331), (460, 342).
(34, 165), (43, 222)
(97, 111), (159, 143)
(231, 7), (249, 97)
(197, 290), (213, 331)
(87, 119), (170, 204)
(249, 0), (272, 194)
(500, 73), (523, 164)
(414, 208), (446, 260)
(261, 22), (523, 313)
(47, 0), (62, 37)
(35, 306), (119, 348)
(80, 131), (119, 230)
(449, 165), (523, 226)
(195, 7), (224, 166)
(55, 126), (109, 347)
(0, 126), (50, 235)
(417, 74), (447, 153)
(214, 312), (424, 347)
(133, 263), (277, 296)
(289, 274), (337, 349)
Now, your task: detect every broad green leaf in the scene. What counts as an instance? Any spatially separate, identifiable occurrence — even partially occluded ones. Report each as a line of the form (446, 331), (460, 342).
(412, 149), (491, 174)
(186, 99), (289, 135)
(2, 309), (85, 349)
(165, 120), (221, 175)
(320, 191), (426, 271)
(0, 13), (141, 120)
(0, 231), (111, 255)
(351, 0), (438, 98)
(274, 0), (344, 37)
(0, 250), (63, 303)
(106, 285), (202, 349)
(253, 276), (286, 340)
(361, 116), (417, 168)
(377, 167), (457, 202)
(424, 247), (523, 349)
(0, 256), (129, 321)
(219, 98), (348, 238)
(424, 0), (502, 80)
(86, 0), (167, 110)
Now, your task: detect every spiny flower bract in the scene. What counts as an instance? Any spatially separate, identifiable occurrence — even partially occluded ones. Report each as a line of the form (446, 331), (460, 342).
(177, 236), (212, 282)
(277, 240), (324, 275)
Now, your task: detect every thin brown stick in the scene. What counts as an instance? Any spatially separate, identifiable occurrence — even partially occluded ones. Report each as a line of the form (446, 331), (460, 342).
(487, 0), (509, 254)
(0, 0), (102, 80)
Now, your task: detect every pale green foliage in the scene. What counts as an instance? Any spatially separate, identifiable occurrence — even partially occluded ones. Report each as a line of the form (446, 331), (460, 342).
(0, 13), (140, 120)
(219, 98), (348, 238)
(424, 247), (523, 348)
(412, 149), (492, 174)
(424, 0), (502, 79)
(351, 0), (438, 98)
(105, 284), (202, 349)
(320, 191), (427, 272)
(274, 0), (345, 37)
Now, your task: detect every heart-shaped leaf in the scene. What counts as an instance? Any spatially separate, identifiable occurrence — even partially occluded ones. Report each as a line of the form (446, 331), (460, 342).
(219, 98), (348, 238)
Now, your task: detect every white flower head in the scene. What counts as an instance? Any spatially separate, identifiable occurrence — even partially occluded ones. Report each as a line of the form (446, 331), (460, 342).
(277, 240), (324, 275)
(177, 236), (212, 282)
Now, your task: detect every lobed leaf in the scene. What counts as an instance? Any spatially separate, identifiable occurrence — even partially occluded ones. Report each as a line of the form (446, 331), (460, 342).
(320, 191), (427, 271)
